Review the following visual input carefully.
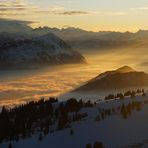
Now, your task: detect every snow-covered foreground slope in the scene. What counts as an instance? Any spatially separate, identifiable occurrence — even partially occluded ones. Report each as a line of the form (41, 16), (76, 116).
(1, 93), (148, 148)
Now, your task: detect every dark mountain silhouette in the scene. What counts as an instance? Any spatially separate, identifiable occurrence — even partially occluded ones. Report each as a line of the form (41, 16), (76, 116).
(74, 66), (148, 91)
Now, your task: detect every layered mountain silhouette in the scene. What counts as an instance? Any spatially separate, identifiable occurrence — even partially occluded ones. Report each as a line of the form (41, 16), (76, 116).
(34, 27), (148, 50)
(1, 19), (148, 51)
(74, 66), (148, 91)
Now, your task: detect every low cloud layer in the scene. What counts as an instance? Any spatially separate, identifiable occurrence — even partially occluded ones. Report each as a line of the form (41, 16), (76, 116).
(0, 0), (90, 17)
(0, 0), (127, 18)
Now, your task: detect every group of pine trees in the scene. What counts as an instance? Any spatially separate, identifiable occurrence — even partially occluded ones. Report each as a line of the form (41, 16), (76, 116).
(120, 101), (142, 119)
(96, 100), (143, 123)
(96, 88), (147, 122)
(86, 141), (104, 148)
(0, 97), (93, 144)
(0, 89), (147, 148)
(57, 98), (90, 130)
(0, 97), (57, 143)
(105, 89), (145, 101)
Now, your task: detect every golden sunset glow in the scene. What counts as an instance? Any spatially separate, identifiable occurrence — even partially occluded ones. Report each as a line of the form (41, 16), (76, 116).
(0, 0), (148, 32)
(0, 47), (147, 107)
(1, 1), (148, 148)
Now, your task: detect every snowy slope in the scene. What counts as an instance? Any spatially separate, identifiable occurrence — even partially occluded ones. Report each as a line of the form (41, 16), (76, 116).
(1, 93), (148, 148)
(0, 32), (85, 69)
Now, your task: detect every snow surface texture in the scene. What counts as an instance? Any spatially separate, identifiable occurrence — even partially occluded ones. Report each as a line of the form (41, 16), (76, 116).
(1, 93), (148, 148)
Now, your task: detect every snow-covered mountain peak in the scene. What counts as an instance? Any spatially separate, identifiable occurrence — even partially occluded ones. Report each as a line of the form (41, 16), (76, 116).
(0, 32), (85, 69)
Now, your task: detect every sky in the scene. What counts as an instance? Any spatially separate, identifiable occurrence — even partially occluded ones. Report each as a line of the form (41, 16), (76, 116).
(1, 0), (148, 32)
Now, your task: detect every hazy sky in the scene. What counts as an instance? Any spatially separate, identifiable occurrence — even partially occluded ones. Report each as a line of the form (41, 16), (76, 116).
(1, 0), (148, 31)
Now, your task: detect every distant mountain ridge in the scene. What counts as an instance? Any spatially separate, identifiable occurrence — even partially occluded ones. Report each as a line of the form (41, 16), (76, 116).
(1, 19), (148, 50)
(34, 27), (148, 50)
(74, 66), (148, 91)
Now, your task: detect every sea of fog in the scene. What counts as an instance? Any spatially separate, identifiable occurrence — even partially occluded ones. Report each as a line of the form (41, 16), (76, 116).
(0, 48), (148, 107)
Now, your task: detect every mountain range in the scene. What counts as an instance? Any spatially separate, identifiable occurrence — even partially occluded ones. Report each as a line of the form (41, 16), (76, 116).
(1, 19), (148, 69)
(1, 19), (148, 51)
(34, 27), (148, 50)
